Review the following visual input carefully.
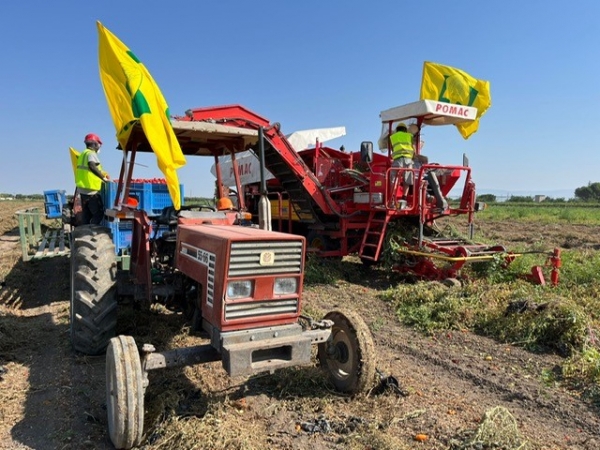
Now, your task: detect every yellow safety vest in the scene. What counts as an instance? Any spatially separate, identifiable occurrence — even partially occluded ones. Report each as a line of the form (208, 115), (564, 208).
(75, 149), (104, 191)
(390, 131), (414, 160)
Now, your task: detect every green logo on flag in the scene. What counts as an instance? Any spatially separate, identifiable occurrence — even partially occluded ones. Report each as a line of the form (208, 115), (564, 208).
(438, 75), (479, 106)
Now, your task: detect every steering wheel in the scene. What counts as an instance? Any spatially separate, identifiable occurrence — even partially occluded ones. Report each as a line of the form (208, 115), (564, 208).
(180, 204), (216, 212)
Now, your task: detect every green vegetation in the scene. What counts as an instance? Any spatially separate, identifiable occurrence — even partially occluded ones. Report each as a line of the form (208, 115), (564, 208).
(304, 205), (600, 404)
(476, 203), (600, 225)
(377, 245), (600, 401)
(475, 180), (600, 203)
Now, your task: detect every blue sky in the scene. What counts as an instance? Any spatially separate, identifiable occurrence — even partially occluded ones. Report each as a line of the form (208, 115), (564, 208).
(1, 1), (598, 199)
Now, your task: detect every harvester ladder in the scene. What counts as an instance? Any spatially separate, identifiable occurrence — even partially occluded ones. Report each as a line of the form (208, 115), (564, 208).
(359, 210), (391, 262)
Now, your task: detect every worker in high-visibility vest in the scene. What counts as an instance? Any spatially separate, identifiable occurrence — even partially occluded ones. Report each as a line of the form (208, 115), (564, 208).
(389, 123), (415, 204)
(75, 133), (111, 224)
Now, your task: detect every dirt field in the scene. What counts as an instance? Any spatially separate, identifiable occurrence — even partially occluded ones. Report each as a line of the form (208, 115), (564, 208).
(1, 201), (599, 450)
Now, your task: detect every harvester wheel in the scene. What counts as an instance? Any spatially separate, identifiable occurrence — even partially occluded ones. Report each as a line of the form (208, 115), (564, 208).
(307, 230), (328, 252)
(70, 225), (117, 355)
(318, 310), (376, 394)
(106, 335), (144, 449)
(307, 230), (341, 260)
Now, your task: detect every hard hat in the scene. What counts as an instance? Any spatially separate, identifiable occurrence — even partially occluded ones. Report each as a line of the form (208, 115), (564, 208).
(84, 133), (103, 145)
(216, 197), (234, 211)
(395, 122), (407, 132)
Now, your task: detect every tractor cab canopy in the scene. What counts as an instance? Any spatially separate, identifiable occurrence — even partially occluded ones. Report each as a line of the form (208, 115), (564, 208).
(110, 119), (261, 214)
(378, 100), (477, 151)
(380, 100), (477, 127)
(126, 119), (259, 157)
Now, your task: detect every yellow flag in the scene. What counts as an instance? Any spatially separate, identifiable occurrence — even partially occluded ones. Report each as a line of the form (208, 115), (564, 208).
(69, 147), (80, 182)
(420, 61), (491, 139)
(97, 21), (186, 209)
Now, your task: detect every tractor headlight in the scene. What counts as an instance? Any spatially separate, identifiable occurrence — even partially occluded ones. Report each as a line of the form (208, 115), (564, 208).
(227, 280), (253, 299)
(274, 277), (297, 295)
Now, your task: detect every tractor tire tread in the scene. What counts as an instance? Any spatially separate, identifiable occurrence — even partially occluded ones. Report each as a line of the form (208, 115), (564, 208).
(70, 226), (117, 355)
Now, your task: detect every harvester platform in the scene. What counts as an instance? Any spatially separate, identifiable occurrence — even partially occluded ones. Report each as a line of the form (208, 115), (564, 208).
(392, 235), (508, 281)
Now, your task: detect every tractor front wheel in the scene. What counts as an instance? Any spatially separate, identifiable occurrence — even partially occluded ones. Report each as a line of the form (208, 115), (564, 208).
(318, 310), (376, 394)
(106, 335), (145, 449)
(70, 225), (117, 355)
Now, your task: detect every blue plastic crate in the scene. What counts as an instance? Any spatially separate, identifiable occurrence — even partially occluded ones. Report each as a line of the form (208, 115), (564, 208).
(44, 189), (66, 205)
(102, 182), (184, 216)
(43, 189), (66, 219)
(45, 203), (62, 219)
(102, 219), (171, 255)
(102, 220), (133, 255)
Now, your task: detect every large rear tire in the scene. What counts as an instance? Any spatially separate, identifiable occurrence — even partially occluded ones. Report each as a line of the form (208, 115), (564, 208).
(318, 310), (376, 394)
(106, 335), (144, 449)
(70, 225), (117, 355)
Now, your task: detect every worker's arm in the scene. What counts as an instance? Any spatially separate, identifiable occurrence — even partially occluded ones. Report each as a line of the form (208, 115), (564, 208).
(88, 161), (109, 181)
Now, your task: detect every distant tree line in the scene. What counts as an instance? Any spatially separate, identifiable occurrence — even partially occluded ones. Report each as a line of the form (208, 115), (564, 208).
(0, 193), (213, 203)
(477, 182), (600, 203)
(4, 183), (600, 204)
(574, 182), (600, 202)
(476, 194), (571, 203)
(0, 193), (44, 200)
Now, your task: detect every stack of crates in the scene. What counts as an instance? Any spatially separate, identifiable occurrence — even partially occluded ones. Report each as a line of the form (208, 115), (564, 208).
(101, 182), (183, 255)
(101, 182), (184, 217)
(43, 190), (67, 219)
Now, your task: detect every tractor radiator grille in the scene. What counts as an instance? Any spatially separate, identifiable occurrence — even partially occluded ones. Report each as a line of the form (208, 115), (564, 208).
(228, 241), (303, 277)
(225, 298), (299, 321)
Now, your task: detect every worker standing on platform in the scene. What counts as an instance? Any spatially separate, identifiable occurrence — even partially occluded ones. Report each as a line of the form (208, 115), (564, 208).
(389, 123), (415, 202)
(75, 133), (111, 225)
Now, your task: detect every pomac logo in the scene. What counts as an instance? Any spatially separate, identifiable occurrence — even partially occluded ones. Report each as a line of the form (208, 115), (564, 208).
(229, 162), (253, 178)
(259, 251), (275, 266)
(434, 102), (473, 118)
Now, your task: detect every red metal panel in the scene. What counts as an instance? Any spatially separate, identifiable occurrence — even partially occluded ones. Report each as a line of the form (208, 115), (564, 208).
(181, 104), (270, 127)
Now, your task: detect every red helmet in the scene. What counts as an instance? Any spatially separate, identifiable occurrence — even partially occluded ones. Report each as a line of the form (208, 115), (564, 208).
(84, 133), (103, 145)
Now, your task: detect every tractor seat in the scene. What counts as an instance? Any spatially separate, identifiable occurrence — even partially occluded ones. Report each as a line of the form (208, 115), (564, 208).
(160, 230), (178, 242)
(156, 206), (178, 226)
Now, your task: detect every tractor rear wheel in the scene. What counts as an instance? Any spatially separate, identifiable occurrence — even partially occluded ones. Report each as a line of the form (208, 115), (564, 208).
(70, 225), (117, 355)
(318, 310), (376, 394)
(106, 335), (144, 449)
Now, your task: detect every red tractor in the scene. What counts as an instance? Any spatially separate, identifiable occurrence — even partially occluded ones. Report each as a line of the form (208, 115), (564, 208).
(69, 116), (376, 449)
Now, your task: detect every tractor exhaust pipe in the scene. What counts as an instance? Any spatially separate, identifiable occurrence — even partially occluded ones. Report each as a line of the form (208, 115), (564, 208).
(258, 127), (272, 231)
